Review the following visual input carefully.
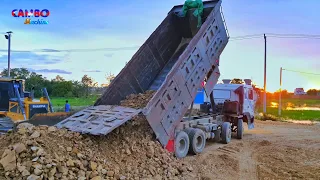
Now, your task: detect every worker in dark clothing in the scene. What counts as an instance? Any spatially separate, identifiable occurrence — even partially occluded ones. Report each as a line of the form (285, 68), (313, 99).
(65, 100), (70, 112)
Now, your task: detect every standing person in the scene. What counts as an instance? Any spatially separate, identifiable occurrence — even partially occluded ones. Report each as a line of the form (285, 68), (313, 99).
(65, 100), (70, 112)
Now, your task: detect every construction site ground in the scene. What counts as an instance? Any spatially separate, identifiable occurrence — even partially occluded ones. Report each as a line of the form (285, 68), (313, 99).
(0, 118), (319, 180)
(183, 120), (320, 180)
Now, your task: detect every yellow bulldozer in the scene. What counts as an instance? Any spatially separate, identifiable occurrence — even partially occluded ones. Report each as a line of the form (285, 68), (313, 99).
(0, 77), (71, 133)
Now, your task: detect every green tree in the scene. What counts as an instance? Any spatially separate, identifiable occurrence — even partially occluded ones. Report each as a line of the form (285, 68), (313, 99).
(105, 73), (115, 87)
(25, 72), (46, 97)
(1, 68), (31, 79)
(0, 68), (101, 98)
(53, 75), (65, 82)
(72, 80), (85, 97)
(81, 75), (95, 97)
(307, 89), (319, 96)
(51, 81), (73, 97)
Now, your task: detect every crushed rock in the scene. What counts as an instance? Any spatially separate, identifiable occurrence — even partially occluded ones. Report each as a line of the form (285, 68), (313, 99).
(0, 91), (197, 179)
(119, 90), (155, 108)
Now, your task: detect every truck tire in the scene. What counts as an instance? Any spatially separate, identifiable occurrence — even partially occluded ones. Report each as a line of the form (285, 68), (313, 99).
(188, 128), (206, 154)
(237, 119), (244, 139)
(221, 122), (231, 144)
(174, 131), (190, 158)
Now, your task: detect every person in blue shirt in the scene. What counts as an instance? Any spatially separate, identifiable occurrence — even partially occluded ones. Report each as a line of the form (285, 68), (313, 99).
(65, 100), (70, 112)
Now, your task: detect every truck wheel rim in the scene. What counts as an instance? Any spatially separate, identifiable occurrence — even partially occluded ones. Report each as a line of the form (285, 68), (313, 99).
(179, 139), (186, 151)
(196, 136), (202, 148)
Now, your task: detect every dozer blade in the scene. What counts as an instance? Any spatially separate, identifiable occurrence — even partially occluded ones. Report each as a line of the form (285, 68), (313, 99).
(27, 112), (72, 126)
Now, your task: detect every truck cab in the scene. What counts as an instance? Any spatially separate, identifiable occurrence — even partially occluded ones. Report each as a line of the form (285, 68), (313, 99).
(210, 83), (256, 123)
(196, 79), (257, 130)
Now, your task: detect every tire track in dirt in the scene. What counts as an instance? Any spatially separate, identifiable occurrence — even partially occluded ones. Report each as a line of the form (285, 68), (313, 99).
(238, 142), (258, 180)
(179, 120), (320, 179)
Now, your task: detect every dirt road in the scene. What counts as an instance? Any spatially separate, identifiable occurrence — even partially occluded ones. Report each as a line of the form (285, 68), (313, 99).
(182, 120), (320, 180)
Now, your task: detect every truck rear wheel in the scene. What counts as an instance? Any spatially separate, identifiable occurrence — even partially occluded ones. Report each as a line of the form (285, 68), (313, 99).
(221, 122), (231, 144)
(237, 119), (244, 139)
(188, 128), (206, 154)
(174, 131), (190, 158)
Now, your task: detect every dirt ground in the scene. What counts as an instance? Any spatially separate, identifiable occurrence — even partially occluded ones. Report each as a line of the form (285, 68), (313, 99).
(181, 120), (320, 180)
(0, 118), (319, 180)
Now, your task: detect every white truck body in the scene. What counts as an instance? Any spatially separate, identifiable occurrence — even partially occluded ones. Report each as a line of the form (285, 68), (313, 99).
(206, 83), (257, 118)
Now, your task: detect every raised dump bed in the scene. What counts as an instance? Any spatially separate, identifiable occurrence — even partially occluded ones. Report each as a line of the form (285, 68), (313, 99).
(56, 0), (229, 156)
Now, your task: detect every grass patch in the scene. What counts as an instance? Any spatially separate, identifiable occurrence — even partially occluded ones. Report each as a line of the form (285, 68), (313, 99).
(256, 107), (320, 121)
(50, 95), (98, 107)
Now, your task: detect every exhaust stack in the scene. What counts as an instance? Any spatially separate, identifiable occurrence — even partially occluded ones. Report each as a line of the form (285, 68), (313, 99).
(244, 79), (252, 85)
(222, 79), (231, 84)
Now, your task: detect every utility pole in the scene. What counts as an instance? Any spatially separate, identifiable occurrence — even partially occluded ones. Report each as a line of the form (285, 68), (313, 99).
(279, 67), (282, 116)
(263, 34), (267, 113)
(4, 31), (12, 77)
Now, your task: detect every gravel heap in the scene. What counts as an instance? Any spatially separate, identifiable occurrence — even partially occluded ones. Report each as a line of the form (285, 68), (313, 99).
(0, 91), (196, 180)
(119, 90), (155, 109)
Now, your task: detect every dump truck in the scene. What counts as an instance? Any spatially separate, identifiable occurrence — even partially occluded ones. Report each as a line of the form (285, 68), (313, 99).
(55, 0), (253, 158)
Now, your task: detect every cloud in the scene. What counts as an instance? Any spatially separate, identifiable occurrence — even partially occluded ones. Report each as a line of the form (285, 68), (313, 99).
(0, 52), (64, 65)
(32, 69), (72, 74)
(0, 49), (32, 53)
(82, 70), (102, 73)
(39, 49), (61, 52)
(104, 53), (114, 57)
(0, 46), (140, 53)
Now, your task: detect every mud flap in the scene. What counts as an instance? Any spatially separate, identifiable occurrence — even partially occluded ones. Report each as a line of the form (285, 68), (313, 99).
(248, 117), (255, 129)
(243, 112), (254, 130)
(248, 121), (254, 129)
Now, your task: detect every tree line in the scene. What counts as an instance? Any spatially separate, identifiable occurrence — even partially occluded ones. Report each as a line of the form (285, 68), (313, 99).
(0, 68), (114, 98)
(1, 70), (317, 99)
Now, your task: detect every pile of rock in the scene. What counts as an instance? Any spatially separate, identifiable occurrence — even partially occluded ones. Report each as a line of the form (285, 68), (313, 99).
(120, 90), (155, 109)
(0, 116), (195, 179)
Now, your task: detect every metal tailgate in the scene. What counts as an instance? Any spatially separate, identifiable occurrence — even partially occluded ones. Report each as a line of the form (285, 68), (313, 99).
(55, 105), (141, 135)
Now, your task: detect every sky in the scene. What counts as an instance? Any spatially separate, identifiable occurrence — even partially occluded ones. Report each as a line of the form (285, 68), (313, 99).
(0, 0), (319, 92)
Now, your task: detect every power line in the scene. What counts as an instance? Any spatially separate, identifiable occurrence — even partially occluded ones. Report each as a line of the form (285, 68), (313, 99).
(283, 69), (320, 76)
(229, 36), (262, 41)
(268, 36), (320, 40)
(267, 33), (320, 38)
(230, 34), (264, 39)
(229, 33), (320, 41)
(1, 33), (319, 52)
(229, 34), (263, 41)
